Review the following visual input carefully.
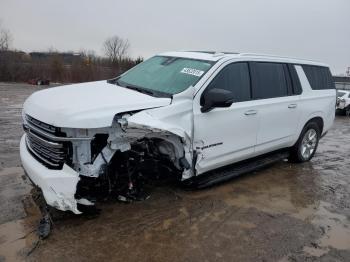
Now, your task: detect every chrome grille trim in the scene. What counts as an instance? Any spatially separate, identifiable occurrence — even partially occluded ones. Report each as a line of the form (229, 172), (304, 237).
(27, 137), (65, 159)
(25, 115), (57, 134)
(24, 115), (71, 169)
(24, 126), (63, 148)
(25, 136), (61, 167)
(23, 122), (91, 141)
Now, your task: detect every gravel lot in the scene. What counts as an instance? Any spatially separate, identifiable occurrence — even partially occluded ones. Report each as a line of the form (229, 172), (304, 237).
(0, 82), (349, 262)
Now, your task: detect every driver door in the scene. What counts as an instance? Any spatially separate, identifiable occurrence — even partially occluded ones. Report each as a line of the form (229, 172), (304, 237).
(193, 62), (259, 175)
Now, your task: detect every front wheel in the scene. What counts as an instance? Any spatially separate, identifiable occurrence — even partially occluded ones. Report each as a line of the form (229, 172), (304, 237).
(289, 122), (320, 163)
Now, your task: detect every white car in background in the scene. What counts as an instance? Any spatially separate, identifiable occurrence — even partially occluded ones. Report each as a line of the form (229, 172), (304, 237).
(20, 51), (336, 214)
(336, 90), (350, 115)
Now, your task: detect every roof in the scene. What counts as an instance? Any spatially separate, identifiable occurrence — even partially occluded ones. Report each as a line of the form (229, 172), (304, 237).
(158, 51), (328, 67)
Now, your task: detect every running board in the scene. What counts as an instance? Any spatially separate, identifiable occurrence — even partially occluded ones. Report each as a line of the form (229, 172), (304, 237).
(184, 151), (290, 189)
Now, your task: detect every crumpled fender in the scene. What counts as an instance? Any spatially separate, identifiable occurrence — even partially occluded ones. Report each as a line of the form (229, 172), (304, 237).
(126, 86), (195, 142)
(125, 86), (195, 179)
(127, 111), (190, 141)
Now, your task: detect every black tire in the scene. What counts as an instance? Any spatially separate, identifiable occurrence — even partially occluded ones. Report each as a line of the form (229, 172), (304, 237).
(289, 122), (320, 163)
(346, 107), (350, 117)
(335, 109), (345, 115)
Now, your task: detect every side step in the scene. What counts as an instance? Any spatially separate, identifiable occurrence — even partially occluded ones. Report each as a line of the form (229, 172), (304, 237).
(184, 151), (290, 189)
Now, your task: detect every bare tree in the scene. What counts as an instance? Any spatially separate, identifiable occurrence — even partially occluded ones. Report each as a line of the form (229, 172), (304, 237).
(0, 22), (12, 51)
(103, 36), (130, 64)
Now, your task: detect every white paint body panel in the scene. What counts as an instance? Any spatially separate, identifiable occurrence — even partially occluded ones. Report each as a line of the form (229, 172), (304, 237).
(253, 95), (302, 155)
(20, 51), (336, 212)
(23, 80), (171, 128)
(191, 57), (335, 175)
(193, 102), (258, 174)
(20, 135), (81, 214)
(294, 65), (335, 137)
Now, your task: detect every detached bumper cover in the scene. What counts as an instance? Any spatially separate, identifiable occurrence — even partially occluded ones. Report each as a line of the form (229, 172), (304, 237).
(20, 134), (81, 214)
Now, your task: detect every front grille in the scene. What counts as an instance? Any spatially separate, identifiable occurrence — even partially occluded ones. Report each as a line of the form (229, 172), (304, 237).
(25, 115), (62, 135)
(24, 115), (71, 169)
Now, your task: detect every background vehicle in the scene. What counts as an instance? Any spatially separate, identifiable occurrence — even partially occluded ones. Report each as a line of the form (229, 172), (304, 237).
(20, 51), (336, 213)
(336, 89), (350, 115)
(27, 78), (50, 85)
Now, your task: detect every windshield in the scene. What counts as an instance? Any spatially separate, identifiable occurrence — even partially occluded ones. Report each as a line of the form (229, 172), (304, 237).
(115, 56), (214, 97)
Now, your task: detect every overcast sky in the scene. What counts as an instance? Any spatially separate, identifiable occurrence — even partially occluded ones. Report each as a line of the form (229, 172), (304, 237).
(0, 0), (349, 74)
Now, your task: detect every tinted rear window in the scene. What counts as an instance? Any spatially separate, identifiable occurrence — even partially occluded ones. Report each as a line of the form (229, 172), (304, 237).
(251, 62), (288, 99)
(302, 65), (335, 90)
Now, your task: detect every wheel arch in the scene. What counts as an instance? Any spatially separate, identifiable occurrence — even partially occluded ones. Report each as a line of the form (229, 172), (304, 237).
(305, 116), (324, 135)
(294, 114), (324, 147)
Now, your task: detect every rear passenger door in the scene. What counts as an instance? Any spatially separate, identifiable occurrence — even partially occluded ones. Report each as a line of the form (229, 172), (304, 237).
(250, 62), (302, 154)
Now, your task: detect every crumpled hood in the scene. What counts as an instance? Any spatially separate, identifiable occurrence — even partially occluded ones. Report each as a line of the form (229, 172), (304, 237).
(23, 81), (171, 128)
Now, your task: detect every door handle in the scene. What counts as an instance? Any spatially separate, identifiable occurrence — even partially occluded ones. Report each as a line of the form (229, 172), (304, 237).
(288, 104), (297, 109)
(244, 110), (257, 116)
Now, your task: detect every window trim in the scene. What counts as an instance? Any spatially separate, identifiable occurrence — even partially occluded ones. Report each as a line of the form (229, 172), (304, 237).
(287, 64), (303, 95)
(283, 64), (293, 96)
(200, 61), (252, 105)
(249, 61), (291, 100)
(198, 60), (306, 105)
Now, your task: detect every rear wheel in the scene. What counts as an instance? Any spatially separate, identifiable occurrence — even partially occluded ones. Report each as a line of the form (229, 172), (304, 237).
(289, 122), (320, 162)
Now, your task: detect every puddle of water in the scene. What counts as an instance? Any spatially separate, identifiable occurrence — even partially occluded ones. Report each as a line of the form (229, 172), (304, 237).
(191, 162), (350, 257)
(0, 166), (41, 261)
(314, 202), (350, 250)
(297, 201), (350, 257)
(0, 219), (29, 261)
(303, 246), (329, 257)
(0, 207), (40, 261)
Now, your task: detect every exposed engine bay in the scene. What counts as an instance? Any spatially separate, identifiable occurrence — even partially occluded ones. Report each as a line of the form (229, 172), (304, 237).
(57, 113), (192, 213)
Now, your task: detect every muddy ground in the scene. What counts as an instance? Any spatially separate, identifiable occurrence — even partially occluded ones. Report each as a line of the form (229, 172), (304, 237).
(0, 82), (349, 262)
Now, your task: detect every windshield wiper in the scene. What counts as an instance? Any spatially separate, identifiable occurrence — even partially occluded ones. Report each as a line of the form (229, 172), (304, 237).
(124, 85), (155, 96)
(113, 79), (171, 98)
(114, 79), (152, 95)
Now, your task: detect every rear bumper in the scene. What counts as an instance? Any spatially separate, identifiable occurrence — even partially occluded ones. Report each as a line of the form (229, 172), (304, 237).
(20, 134), (81, 214)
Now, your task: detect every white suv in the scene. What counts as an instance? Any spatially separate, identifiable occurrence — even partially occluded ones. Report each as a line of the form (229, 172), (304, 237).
(20, 51), (336, 213)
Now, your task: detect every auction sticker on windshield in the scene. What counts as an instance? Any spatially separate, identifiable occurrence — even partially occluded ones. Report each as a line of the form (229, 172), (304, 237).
(180, 68), (204, 77)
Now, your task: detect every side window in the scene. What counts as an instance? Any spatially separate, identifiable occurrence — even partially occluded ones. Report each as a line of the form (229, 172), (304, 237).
(204, 62), (251, 103)
(251, 62), (289, 99)
(302, 65), (335, 90)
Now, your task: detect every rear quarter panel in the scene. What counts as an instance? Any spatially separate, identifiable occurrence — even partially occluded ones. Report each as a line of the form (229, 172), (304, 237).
(294, 65), (336, 142)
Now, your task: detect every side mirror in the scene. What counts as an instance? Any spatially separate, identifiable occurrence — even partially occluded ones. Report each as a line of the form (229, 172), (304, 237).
(201, 88), (234, 113)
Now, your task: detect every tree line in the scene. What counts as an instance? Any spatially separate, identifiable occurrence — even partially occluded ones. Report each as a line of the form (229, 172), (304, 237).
(0, 23), (143, 83)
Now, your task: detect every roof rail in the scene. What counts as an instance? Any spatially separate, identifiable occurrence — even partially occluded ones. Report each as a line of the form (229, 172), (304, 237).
(212, 52), (225, 57)
(239, 53), (320, 63)
(184, 50), (239, 56)
(184, 50), (216, 54)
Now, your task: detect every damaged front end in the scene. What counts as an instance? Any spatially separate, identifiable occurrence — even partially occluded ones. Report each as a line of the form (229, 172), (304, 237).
(74, 112), (193, 212)
(21, 107), (193, 214)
